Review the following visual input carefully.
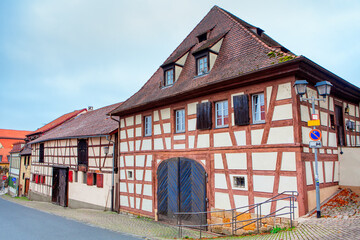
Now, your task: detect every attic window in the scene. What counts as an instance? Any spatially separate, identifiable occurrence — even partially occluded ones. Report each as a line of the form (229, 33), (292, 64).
(164, 68), (174, 86)
(197, 33), (207, 43)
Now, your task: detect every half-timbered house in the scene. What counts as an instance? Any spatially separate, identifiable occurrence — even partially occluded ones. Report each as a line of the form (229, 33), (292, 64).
(29, 103), (121, 210)
(109, 5), (360, 224)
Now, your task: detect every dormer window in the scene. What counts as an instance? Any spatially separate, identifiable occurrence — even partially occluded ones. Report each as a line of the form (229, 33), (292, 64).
(197, 32), (207, 43)
(196, 55), (209, 76)
(164, 68), (174, 86)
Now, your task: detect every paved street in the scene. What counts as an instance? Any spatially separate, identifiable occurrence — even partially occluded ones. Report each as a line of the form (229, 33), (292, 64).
(2, 194), (360, 239)
(0, 197), (141, 240)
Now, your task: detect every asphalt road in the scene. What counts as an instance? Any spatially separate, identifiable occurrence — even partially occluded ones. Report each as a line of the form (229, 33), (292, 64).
(0, 198), (142, 240)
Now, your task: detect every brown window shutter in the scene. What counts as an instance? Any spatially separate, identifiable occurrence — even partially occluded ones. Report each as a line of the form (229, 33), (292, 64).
(96, 174), (103, 188)
(233, 94), (249, 126)
(41, 176), (45, 184)
(196, 102), (212, 130)
(87, 172), (93, 185)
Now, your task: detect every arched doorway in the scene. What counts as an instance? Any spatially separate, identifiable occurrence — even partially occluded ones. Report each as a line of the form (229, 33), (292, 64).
(157, 157), (207, 225)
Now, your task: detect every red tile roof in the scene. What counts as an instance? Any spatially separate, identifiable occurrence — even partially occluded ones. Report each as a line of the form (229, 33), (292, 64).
(110, 6), (296, 116)
(9, 142), (25, 153)
(27, 108), (87, 137)
(0, 129), (31, 140)
(30, 103), (122, 144)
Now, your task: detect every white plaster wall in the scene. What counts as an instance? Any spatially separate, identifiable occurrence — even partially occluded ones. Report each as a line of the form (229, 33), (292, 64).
(197, 134), (210, 148)
(135, 140), (141, 151)
(252, 152), (277, 171)
(174, 135), (185, 140)
(234, 195), (249, 210)
(69, 173), (111, 208)
(251, 129), (263, 145)
(120, 142), (128, 152)
(328, 132), (337, 147)
(163, 123), (171, 133)
(214, 154), (224, 169)
(276, 200), (299, 219)
(125, 116), (134, 126)
(320, 112), (328, 126)
(120, 195), (128, 207)
(154, 124), (161, 135)
(234, 131), (246, 146)
(226, 153), (247, 169)
(154, 138), (164, 150)
(329, 97), (334, 111)
(188, 119), (196, 131)
(143, 184), (152, 196)
(278, 176), (297, 193)
(135, 114), (141, 124)
(174, 144), (186, 149)
(142, 139), (152, 151)
(324, 161), (334, 183)
(215, 173), (227, 189)
(253, 175), (274, 193)
(142, 199), (152, 212)
(280, 152), (296, 171)
(153, 111), (159, 121)
(339, 148), (360, 186)
(300, 105), (310, 122)
(213, 132), (232, 147)
(165, 137), (171, 149)
(120, 130), (126, 140)
(160, 108), (171, 120)
(215, 192), (231, 210)
(272, 104), (293, 121)
(188, 136), (195, 148)
(267, 126), (294, 144)
(276, 83), (292, 100)
(319, 97), (328, 109)
(187, 102), (198, 115)
(135, 127), (142, 137)
(266, 86), (272, 110)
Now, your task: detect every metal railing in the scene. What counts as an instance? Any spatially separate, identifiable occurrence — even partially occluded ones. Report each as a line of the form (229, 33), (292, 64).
(175, 191), (298, 238)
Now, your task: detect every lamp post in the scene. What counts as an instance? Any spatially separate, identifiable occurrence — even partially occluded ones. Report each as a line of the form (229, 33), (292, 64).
(293, 80), (332, 218)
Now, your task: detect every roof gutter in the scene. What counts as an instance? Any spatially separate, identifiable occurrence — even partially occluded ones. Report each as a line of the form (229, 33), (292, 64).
(30, 134), (110, 145)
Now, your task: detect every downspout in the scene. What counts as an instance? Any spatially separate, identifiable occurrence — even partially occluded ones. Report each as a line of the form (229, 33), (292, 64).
(108, 114), (120, 212)
(106, 135), (115, 212)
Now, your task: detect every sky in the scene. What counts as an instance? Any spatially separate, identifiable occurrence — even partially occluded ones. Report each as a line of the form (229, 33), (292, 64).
(1, 0), (360, 131)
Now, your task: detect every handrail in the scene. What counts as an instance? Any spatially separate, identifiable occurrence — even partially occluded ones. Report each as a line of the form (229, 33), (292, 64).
(174, 191), (298, 238)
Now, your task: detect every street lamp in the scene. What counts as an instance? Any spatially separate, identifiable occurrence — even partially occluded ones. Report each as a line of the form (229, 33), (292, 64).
(293, 80), (332, 219)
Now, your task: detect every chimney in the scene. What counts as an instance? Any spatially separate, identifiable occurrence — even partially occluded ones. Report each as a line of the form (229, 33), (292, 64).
(88, 106), (93, 111)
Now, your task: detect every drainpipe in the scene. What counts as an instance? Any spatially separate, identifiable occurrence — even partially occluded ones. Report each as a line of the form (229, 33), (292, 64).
(106, 135), (115, 212)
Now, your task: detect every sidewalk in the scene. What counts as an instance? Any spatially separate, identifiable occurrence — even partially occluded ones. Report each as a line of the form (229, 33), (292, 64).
(2, 194), (360, 239)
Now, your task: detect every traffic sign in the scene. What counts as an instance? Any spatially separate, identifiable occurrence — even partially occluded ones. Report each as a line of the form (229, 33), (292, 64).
(2, 176), (6, 181)
(11, 177), (16, 183)
(309, 129), (322, 141)
(309, 141), (322, 148)
(308, 120), (320, 126)
(312, 114), (319, 120)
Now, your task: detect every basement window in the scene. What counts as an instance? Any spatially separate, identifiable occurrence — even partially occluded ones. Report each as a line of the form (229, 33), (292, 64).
(233, 176), (246, 188)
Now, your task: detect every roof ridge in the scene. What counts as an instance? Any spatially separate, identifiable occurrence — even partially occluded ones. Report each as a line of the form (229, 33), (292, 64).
(216, 6), (295, 57)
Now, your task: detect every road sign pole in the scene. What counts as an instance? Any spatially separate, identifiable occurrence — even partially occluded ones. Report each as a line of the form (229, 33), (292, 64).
(311, 96), (321, 218)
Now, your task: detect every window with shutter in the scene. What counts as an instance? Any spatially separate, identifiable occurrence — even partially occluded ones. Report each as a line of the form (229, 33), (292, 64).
(68, 171), (73, 182)
(252, 93), (265, 124)
(196, 102), (212, 130)
(233, 95), (250, 126)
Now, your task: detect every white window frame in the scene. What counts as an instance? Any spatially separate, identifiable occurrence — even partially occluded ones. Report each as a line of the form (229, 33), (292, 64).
(215, 100), (229, 128)
(233, 176), (246, 189)
(252, 93), (265, 124)
(165, 69), (174, 86)
(144, 115), (152, 136)
(197, 56), (208, 75)
(175, 109), (185, 133)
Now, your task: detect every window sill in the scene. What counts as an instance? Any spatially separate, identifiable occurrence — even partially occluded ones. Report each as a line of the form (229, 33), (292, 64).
(215, 125), (229, 129)
(252, 121), (265, 125)
(175, 131), (185, 134)
(194, 72), (209, 79)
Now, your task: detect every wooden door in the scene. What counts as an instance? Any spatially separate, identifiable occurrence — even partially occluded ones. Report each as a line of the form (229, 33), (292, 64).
(157, 158), (206, 226)
(58, 168), (68, 207)
(335, 105), (345, 146)
(52, 167), (68, 207)
(24, 178), (30, 196)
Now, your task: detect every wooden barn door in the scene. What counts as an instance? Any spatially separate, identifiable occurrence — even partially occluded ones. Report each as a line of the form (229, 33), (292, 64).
(52, 167), (68, 207)
(24, 178), (30, 196)
(157, 158), (206, 225)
